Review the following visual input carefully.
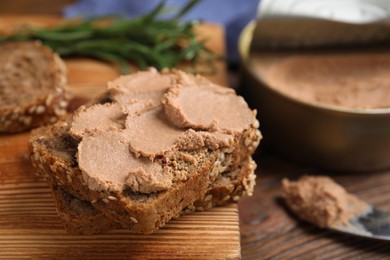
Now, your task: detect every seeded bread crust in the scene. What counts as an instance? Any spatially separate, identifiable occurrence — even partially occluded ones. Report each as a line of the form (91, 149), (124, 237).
(183, 157), (257, 214)
(50, 158), (256, 234)
(0, 41), (71, 133)
(51, 185), (121, 235)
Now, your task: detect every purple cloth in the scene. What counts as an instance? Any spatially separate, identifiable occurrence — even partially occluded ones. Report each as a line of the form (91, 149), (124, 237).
(63, 0), (260, 63)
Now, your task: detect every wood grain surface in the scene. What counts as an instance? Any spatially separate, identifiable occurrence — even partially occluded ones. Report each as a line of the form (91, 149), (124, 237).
(0, 16), (240, 259)
(0, 0), (75, 15)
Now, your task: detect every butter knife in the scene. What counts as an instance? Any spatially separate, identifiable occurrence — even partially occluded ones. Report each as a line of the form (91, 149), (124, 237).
(336, 205), (390, 241)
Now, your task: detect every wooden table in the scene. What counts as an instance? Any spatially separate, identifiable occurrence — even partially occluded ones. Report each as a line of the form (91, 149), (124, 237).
(1, 2), (390, 258)
(239, 153), (390, 259)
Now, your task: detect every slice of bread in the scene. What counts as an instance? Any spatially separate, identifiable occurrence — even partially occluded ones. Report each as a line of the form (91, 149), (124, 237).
(31, 122), (220, 234)
(0, 41), (70, 133)
(51, 185), (121, 235)
(29, 69), (261, 234)
(50, 158), (256, 234)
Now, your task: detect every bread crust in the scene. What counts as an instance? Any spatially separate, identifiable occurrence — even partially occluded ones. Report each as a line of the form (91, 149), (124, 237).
(50, 158), (256, 234)
(184, 158), (257, 213)
(51, 185), (121, 235)
(0, 41), (70, 133)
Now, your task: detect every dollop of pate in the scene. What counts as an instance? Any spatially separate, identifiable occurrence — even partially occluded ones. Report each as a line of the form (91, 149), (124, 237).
(107, 68), (171, 107)
(72, 69), (257, 194)
(78, 130), (169, 193)
(282, 176), (367, 228)
(70, 103), (125, 138)
(163, 71), (254, 133)
(124, 106), (185, 159)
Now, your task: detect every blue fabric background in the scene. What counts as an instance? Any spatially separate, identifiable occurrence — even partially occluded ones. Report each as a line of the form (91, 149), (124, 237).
(63, 0), (260, 63)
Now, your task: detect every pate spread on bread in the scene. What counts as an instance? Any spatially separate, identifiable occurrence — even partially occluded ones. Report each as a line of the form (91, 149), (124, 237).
(29, 69), (261, 234)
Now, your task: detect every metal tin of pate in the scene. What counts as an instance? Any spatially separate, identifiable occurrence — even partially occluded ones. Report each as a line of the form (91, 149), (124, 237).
(239, 21), (390, 172)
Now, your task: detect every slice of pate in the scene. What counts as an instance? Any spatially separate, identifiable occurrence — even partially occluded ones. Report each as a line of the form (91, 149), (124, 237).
(78, 130), (171, 193)
(162, 71), (254, 134)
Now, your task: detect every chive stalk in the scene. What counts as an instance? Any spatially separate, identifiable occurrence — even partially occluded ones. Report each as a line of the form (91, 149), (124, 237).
(0, 0), (220, 74)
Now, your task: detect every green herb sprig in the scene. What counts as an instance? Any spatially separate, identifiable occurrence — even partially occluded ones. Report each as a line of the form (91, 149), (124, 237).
(0, 0), (220, 74)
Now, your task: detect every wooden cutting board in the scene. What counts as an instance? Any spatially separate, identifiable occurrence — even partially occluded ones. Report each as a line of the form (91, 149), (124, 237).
(0, 16), (240, 259)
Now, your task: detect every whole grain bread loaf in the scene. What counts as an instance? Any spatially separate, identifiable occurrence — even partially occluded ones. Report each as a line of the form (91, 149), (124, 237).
(0, 41), (70, 133)
(29, 69), (261, 234)
(50, 158), (256, 234)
